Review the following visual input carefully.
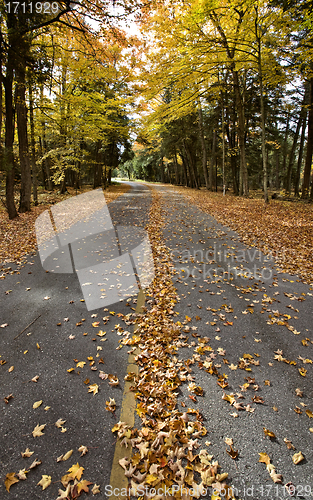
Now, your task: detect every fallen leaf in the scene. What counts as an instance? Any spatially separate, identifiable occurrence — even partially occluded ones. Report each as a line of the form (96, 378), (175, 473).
(32, 423), (46, 437)
(21, 448), (34, 458)
(259, 452), (271, 465)
(92, 483), (101, 494)
(5, 472), (19, 492)
(16, 469), (28, 480)
(284, 438), (295, 450)
(78, 445), (88, 456)
(29, 459), (42, 469)
(292, 451), (304, 464)
(55, 419), (66, 428)
(67, 463), (84, 481)
(4, 393), (13, 404)
(263, 428), (276, 439)
(33, 400), (43, 409)
(88, 383), (99, 395)
(62, 449), (73, 461)
(77, 480), (92, 494)
(270, 469), (283, 484)
(37, 475), (52, 490)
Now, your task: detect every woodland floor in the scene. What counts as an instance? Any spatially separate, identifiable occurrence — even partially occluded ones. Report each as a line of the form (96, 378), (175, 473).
(0, 183), (130, 271)
(172, 186), (313, 285)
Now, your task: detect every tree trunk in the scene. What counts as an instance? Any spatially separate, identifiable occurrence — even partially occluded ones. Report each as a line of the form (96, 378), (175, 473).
(233, 69), (249, 196)
(295, 114), (307, 197)
(302, 78), (313, 198)
(173, 151), (179, 185)
(28, 80), (38, 205)
(183, 140), (199, 189)
(4, 46), (18, 219)
(209, 130), (217, 191)
(257, 39), (269, 203)
(198, 104), (209, 189)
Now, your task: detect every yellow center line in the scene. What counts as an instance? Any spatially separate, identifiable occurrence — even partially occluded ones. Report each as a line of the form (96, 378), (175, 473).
(109, 288), (145, 499)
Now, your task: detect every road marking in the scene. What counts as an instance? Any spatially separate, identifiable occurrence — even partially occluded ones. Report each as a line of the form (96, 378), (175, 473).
(109, 289), (145, 499)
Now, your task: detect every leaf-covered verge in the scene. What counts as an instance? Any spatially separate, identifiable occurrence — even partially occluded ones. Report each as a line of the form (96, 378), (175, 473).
(0, 183), (130, 274)
(172, 187), (313, 284)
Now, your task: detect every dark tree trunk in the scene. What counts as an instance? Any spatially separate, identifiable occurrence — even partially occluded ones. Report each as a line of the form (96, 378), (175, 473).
(302, 79), (313, 199)
(4, 46), (18, 219)
(233, 69), (248, 195)
(28, 80), (38, 205)
(295, 114), (307, 197)
(209, 129), (217, 191)
(198, 104), (209, 189)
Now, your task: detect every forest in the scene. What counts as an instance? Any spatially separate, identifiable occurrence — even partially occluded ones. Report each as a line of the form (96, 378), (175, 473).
(0, 0), (313, 219)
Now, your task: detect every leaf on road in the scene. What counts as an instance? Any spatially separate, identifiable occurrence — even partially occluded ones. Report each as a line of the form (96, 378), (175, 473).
(88, 383), (99, 395)
(55, 418), (66, 428)
(292, 451), (304, 464)
(33, 400), (43, 409)
(263, 428), (276, 439)
(78, 445), (88, 456)
(92, 484), (101, 494)
(32, 423), (46, 437)
(21, 448), (34, 458)
(37, 475), (52, 490)
(5, 472), (19, 492)
(16, 469), (28, 480)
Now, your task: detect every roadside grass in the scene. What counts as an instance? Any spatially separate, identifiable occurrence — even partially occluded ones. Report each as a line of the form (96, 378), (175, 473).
(0, 183), (130, 269)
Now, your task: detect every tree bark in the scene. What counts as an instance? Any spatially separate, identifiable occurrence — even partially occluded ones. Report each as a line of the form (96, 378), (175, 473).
(302, 79), (313, 198)
(233, 69), (249, 195)
(198, 104), (209, 189)
(28, 80), (38, 205)
(209, 130), (217, 191)
(295, 114), (307, 196)
(4, 21), (18, 218)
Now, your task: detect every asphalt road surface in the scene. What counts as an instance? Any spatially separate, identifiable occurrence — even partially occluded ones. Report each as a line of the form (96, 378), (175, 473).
(1, 181), (312, 499)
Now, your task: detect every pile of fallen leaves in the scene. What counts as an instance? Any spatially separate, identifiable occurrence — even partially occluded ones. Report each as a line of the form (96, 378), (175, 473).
(113, 190), (235, 500)
(173, 187), (313, 284)
(0, 184), (129, 273)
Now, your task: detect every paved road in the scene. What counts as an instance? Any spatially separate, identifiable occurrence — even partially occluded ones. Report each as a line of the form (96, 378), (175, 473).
(158, 186), (313, 498)
(1, 181), (313, 499)
(0, 182), (151, 499)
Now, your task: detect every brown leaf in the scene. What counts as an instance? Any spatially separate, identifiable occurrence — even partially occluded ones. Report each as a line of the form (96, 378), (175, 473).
(5, 472), (19, 492)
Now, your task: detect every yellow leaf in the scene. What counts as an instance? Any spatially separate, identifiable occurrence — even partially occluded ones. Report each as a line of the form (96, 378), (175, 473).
(8, 365), (14, 372)
(33, 400), (43, 409)
(259, 452), (271, 465)
(263, 428), (276, 439)
(21, 448), (34, 458)
(292, 451), (304, 464)
(76, 361), (86, 368)
(37, 475), (52, 490)
(62, 449), (73, 461)
(36, 343), (40, 349)
(67, 368), (75, 373)
(299, 368), (307, 377)
(5, 472), (19, 492)
(305, 409), (313, 418)
(55, 418), (66, 428)
(88, 383), (99, 395)
(32, 423), (46, 437)
(92, 484), (101, 494)
(67, 463), (84, 480)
